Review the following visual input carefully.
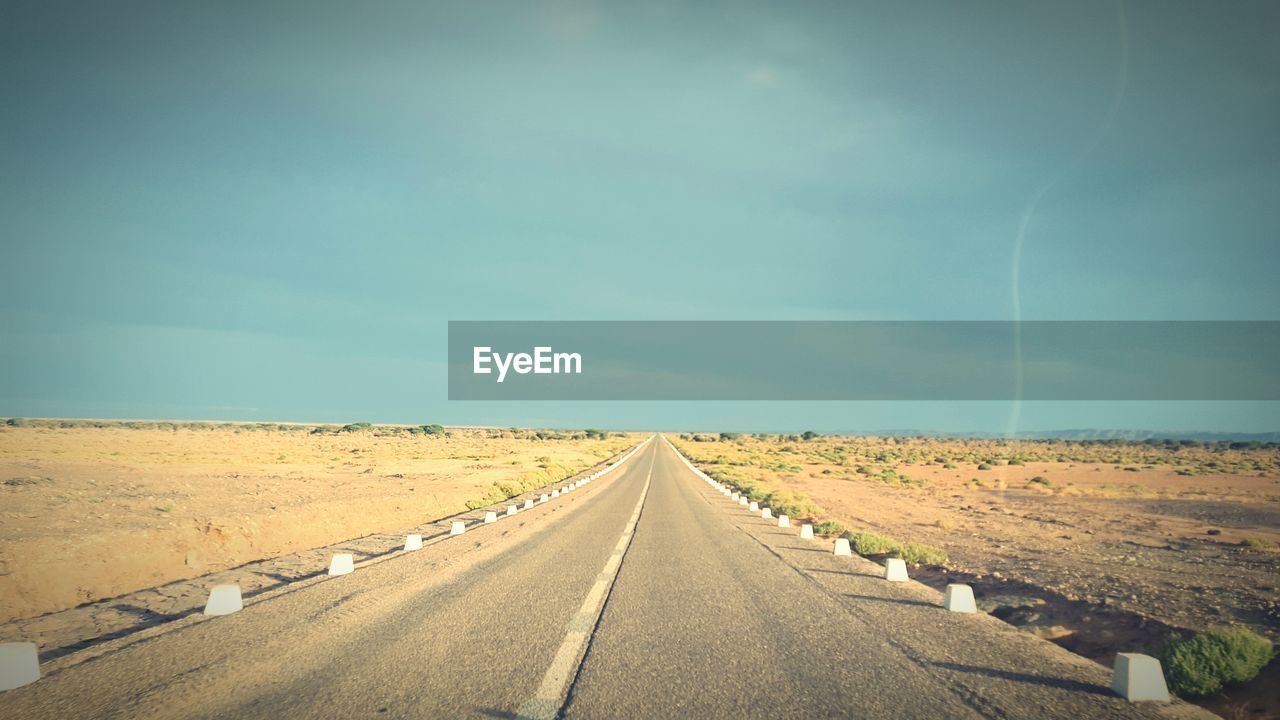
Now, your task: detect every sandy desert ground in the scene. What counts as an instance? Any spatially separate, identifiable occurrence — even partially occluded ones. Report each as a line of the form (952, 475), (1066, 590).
(671, 434), (1280, 717)
(0, 421), (634, 625)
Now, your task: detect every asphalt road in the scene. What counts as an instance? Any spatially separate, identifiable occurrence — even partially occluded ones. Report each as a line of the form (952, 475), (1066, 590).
(3, 438), (1214, 719)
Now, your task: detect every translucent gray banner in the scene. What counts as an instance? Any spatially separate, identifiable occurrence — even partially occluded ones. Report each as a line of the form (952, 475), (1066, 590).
(447, 321), (1279, 400)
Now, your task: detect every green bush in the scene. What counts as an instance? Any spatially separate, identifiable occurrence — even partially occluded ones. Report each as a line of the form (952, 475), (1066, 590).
(849, 531), (900, 555)
(977, 463), (992, 470)
(813, 520), (848, 537)
(420, 423), (446, 435)
(1156, 627), (1273, 697)
(896, 542), (948, 565)
(762, 489), (821, 520)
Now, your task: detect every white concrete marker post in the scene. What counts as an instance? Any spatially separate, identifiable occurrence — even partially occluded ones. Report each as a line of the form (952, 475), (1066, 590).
(834, 538), (852, 556)
(450, 521), (466, 535)
(203, 584), (243, 616)
(778, 515), (790, 528)
(0, 642), (40, 691)
(944, 584), (976, 613)
(1111, 654), (1171, 702)
(405, 534), (423, 551)
(552, 489), (560, 498)
(484, 511), (498, 524)
(328, 553), (355, 576)
(524, 499), (534, 510)
(748, 501), (759, 511)
(884, 558), (909, 582)
(507, 505), (518, 517)
(761, 508), (773, 520)
(739, 497), (749, 506)
(800, 524), (814, 539)
(540, 494), (549, 503)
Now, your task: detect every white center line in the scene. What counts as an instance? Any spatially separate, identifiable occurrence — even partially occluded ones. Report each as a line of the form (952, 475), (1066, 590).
(515, 450), (655, 720)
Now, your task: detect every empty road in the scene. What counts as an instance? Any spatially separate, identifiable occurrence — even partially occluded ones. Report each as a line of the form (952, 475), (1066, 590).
(4, 437), (1212, 719)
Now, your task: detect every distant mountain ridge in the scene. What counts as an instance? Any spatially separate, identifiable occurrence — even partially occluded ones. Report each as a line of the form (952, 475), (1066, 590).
(860, 429), (1280, 442)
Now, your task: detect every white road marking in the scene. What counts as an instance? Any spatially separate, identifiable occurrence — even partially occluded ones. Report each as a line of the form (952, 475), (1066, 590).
(515, 451), (655, 720)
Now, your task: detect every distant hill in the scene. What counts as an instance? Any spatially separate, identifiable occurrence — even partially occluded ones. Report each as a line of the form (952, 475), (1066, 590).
(861, 429), (1280, 442)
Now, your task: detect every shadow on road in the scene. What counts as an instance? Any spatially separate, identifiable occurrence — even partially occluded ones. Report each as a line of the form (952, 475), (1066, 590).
(782, 545), (829, 554)
(843, 593), (937, 608)
(928, 661), (1111, 696)
(804, 567), (880, 580)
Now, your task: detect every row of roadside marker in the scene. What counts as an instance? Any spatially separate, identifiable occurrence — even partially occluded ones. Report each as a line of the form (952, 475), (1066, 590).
(662, 438), (1173, 704)
(0, 439), (652, 693)
(229, 440), (648, 606)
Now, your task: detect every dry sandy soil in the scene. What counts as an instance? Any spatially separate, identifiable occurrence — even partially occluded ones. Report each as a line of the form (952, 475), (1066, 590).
(0, 422), (634, 625)
(672, 434), (1280, 717)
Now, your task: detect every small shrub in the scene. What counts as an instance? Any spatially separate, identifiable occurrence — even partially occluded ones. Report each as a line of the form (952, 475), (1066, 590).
(895, 542), (948, 566)
(465, 483), (508, 509)
(977, 463), (992, 470)
(1240, 537), (1274, 549)
(763, 489), (822, 520)
(1156, 627), (1273, 697)
(813, 520), (849, 537)
(849, 531), (900, 555)
(420, 423), (446, 435)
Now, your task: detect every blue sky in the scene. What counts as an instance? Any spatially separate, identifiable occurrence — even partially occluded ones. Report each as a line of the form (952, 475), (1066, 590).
(2, 1), (1277, 432)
